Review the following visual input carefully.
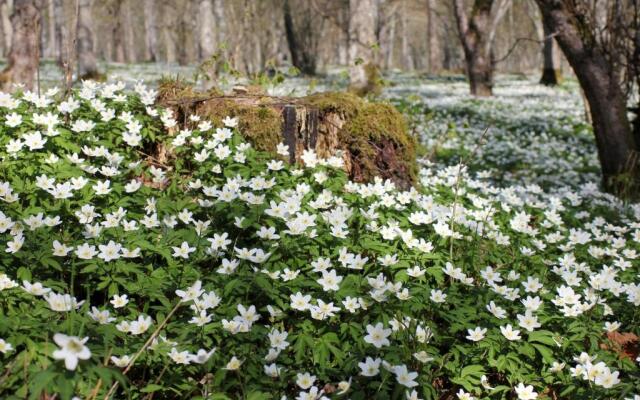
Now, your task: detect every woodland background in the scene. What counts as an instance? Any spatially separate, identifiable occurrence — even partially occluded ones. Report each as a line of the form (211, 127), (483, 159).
(0, 0), (564, 77)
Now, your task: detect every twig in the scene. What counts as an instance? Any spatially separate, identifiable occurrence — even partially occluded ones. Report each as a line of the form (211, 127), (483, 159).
(87, 349), (113, 400)
(144, 364), (170, 400)
(103, 302), (182, 400)
(448, 125), (491, 261)
(36, 14), (41, 96)
(493, 33), (559, 64)
(63, 0), (80, 97)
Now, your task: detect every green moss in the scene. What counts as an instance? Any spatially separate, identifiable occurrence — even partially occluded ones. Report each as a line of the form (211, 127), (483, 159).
(348, 63), (383, 97)
(306, 91), (417, 185)
(156, 80), (417, 186)
(196, 100), (281, 152)
(305, 91), (362, 116)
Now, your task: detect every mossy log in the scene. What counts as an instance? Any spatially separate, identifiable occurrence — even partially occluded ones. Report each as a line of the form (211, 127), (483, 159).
(156, 82), (417, 189)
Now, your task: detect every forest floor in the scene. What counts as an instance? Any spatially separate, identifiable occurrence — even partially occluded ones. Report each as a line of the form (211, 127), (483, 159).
(0, 64), (638, 400)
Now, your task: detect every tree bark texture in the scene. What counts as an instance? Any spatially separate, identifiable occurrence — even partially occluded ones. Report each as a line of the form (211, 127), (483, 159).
(536, 0), (638, 192)
(348, 0), (377, 94)
(453, 0), (506, 97)
(198, 0), (215, 60)
(0, 0), (40, 91)
(539, 11), (561, 85)
(77, 0), (98, 78)
(143, 0), (157, 61)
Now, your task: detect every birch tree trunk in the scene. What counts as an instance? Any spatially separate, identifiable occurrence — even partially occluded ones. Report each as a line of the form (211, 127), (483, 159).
(348, 0), (377, 95)
(77, 0), (98, 78)
(198, 0), (215, 60)
(143, 0), (157, 61)
(0, 0), (40, 91)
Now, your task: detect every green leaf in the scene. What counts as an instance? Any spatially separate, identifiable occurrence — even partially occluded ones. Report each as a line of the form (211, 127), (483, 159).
(531, 343), (554, 363)
(460, 364), (485, 378)
(140, 384), (164, 393)
(528, 330), (558, 347)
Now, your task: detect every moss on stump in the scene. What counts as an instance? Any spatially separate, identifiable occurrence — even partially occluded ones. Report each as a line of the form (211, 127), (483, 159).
(156, 80), (417, 189)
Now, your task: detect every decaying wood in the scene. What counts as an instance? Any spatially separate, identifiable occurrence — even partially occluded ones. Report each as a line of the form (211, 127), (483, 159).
(157, 89), (416, 189)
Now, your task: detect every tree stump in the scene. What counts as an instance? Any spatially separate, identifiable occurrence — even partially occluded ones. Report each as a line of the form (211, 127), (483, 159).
(156, 81), (417, 189)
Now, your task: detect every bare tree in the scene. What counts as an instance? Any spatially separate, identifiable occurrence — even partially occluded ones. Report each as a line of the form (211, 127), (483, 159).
(453, 0), (510, 96)
(535, 0), (639, 194)
(348, 0), (377, 94)
(0, 0), (40, 91)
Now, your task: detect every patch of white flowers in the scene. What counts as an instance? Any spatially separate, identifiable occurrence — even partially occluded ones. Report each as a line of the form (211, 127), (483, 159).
(0, 78), (638, 399)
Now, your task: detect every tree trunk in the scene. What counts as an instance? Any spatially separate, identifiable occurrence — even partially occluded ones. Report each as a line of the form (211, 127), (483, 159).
(0, 0), (40, 91)
(0, 0), (12, 58)
(348, 0), (377, 95)
(400, 0), (413, 70)
(143, 0), (157, 61)
(453, 0), (501, 97)
(283, 0), (317, 75)
(212, 0), (225, 45)
(283, 0), (303, 73)
(161, 2), (176, 63)
(384, 10), (395, 69)
(536, 0), (638, 192)
(43, 0), (55, 58)
(427, 0), (440, 73)
(77, 0), (98, 78)
(198, 0), (215, 60)
(53, 0), (68, 66)
(122, 0), (135, 63)
(539, 14), (561, 85)
(111, 0), (125, 63)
